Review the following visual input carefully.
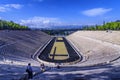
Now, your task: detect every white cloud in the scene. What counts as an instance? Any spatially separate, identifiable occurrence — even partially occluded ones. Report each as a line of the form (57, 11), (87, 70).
(0, 6), (7, 12)
(20, 16), (61, 28)
(82, 8), (112, 17)
(0, 4), (23, 12)
(5, 4), (23, 9)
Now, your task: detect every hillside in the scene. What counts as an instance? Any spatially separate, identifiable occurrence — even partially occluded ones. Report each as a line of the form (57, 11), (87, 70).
(83, 21), (120, 30)
(0, 20), (29, 30)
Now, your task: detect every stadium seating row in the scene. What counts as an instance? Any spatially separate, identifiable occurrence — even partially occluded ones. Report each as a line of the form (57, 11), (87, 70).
(67, 31), (120, 66)
(0, 30), (51, 59)
(74, 31), (120, 45)
(0, 30), (52, 80)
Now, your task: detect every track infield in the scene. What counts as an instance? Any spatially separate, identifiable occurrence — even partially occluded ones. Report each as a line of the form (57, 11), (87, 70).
(49, 37), (69, 60)
(39, 37), (81, 63)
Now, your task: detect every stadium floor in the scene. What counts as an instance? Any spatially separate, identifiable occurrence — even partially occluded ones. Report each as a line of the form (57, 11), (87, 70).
(38, 37), (81, 64)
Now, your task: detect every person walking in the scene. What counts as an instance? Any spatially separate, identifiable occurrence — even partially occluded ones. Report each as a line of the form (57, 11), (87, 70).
(26, 63), (33, 79)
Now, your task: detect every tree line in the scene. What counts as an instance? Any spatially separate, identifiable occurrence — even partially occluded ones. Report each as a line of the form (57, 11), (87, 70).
(0, 20), (29, 30)
(83, 20), (120, 30)
(1, 19), (120, 31)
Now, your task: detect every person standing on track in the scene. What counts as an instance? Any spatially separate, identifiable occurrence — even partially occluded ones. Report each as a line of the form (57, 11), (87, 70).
(26, 63), (33, 79)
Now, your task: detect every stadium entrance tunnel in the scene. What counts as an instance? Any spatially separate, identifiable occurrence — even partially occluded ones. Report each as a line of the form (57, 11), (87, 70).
(38, 37), (81, 64)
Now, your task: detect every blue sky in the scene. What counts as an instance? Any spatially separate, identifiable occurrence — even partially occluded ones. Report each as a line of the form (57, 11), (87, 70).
(0, 0), (120, 28)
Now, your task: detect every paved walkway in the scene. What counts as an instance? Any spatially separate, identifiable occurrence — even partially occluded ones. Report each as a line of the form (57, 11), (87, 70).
(33, 61), (120, 80)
